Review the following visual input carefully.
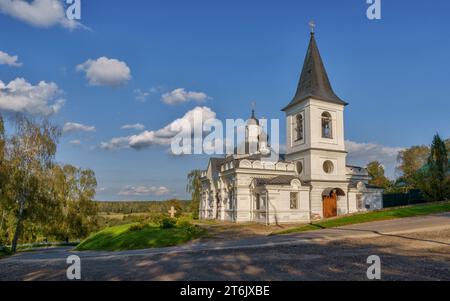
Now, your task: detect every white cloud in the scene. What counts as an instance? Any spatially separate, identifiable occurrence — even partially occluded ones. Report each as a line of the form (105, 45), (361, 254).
(76, 57), (132, 87)
(0, 0), (81, 29)
(101, 106), (216, 150)
(121, 123), (145, 131)
(134, 89), (150, 102)
(161, 88), (209, 105)
(134, 87), (163, 102)
(118, 185), (170, 197)
(69, 139), (81, 146)
(63, 122), (96, 133)
(0, 50), (22, 67)
(100, 137), (130, 151)
(0, 78), (65, 116)
(346, 140), (405, 177)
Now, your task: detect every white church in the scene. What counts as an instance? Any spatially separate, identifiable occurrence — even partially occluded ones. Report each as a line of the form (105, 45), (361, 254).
(199, 30), (383, 224)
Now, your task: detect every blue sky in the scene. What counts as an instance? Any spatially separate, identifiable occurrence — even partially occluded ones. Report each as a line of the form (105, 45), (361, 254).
(0, 0), (449, 200)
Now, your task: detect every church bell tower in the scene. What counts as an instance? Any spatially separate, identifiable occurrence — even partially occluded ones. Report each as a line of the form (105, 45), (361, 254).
(282, 26), (348, 183)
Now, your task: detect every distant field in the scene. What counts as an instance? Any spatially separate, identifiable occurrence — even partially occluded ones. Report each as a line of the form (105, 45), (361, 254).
(98, 212), (149, 219)
(96, 200), (191, 215)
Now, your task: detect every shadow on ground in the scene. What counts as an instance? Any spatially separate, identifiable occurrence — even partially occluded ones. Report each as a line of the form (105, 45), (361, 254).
(1, 229), (449, 281)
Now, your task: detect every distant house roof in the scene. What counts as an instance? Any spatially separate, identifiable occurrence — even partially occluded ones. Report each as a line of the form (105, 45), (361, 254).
(283, 32), (347, 112)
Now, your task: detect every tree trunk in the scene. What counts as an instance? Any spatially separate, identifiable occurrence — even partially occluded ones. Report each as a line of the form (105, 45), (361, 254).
(11, 199), (25, 253)
(0, 211), (4, 232)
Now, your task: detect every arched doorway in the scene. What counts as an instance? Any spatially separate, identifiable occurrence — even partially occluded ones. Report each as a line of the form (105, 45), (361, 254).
(322, 188), (345, 218)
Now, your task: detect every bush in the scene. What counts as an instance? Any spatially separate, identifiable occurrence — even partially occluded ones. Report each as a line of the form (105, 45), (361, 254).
(176, 220), (191, 228)
(159, 217), (177, 229)
(177, 220), (202, 236)
(129, 223), (147, 231)
(147, 213), (165, 225)
(0, 246), (11, 256)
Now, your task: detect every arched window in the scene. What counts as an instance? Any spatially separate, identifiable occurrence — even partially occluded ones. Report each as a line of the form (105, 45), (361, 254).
(290, 192), (298, 209)
(322, 112), (333, 139)
(228, 189), (234, 210)
(295, 114), (304, 141)
(255, 193), (261, 210)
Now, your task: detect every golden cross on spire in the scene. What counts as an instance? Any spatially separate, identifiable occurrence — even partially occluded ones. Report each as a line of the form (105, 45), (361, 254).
(309, 20), (316, 34)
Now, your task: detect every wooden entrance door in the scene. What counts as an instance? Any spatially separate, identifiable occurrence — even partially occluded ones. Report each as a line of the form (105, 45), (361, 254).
(323, 192), (337, 218)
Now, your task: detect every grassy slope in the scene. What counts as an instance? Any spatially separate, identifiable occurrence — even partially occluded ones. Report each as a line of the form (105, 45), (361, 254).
(76, 223), (206, 251)
(274, 201), (450, 235)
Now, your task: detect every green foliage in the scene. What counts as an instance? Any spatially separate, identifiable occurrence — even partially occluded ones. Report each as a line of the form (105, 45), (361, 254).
(0, 115), (98, 251)
(415, 134), (450, 201)
(0, 246), (11, 258)
(129, 223), (148, 232)
(367, 161), (393, 189)
(46, 164), (99, 242)
(396, 145), (430, 188)
(395, 135), (450, 199)
(187, 170), (202, 220)
(177, 220), (200, 236)
(159, 217), (176, 229)
(1, 116), (61, 252)
(76, 221), (206, 251)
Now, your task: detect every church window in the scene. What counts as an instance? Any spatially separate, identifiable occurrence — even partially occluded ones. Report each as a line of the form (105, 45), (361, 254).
(296, 161), (303, 175)
(290, 192), (298, 209)
(321, 112), (333, 139)
(323, 160), (334, 174)
(260, 194), (267, 210)
(295, 114), (304, 141)
(255, 193), (260, 210)
(228, 190), (234, 210)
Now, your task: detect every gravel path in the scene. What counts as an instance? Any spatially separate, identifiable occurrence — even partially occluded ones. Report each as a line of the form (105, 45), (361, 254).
(1, 213), (449, 281)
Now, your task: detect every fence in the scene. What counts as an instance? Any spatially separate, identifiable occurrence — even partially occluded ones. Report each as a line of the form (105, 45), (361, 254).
(383, 189), (427, 208)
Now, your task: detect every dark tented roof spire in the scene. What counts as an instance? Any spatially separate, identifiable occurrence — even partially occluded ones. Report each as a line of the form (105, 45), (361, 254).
(248, 101), (259, 125)
(283, 25), (347, 111)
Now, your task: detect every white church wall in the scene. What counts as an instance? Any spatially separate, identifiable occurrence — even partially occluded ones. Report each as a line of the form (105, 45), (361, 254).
(235, 173), (256, 222)
(348, 191), (359, 213)
(309, 150), (348, 182)
(337, 195), (348, 215)
(287, 151), (311, 180)
(363, 190), (384, 210)
(264, 186), (310, 224)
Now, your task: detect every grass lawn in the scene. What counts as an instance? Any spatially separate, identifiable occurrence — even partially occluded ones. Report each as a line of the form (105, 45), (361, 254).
(76, 222), (207, 251)
(273, 201), (450, 235)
